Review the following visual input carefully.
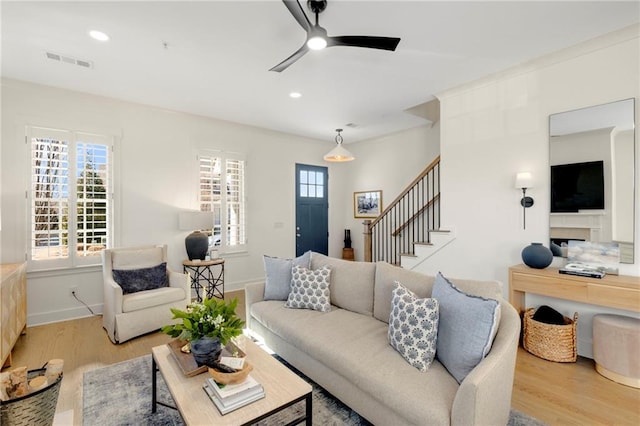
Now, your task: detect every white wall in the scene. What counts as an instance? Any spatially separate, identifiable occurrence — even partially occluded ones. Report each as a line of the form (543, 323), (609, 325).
(417, 25), (640, 358)
(342, 124), (441, 261)
(1, 78), (435, 325)
(0, 78), (335, 324)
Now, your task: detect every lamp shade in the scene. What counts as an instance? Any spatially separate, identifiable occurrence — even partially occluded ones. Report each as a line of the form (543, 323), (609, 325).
(324, 144), (355, 162)
(178, 211), (213, 231)
(515, 172), (533, 189)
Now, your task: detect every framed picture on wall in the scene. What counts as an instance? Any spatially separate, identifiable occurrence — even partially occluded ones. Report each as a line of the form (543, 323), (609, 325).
(354, 190), (382, 218)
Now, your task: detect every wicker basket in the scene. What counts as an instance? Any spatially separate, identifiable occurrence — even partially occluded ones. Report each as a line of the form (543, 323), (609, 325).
(0, 369), (63, 426)
(523, 308), (578, 363)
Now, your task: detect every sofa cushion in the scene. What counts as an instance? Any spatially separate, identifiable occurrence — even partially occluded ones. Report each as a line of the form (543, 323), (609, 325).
(122, 286), (186, 313)
(432, 272), (501, 383)
(249, 301), (458, 425)
(112, 262), (168, 294)
(388, 282), (439, 372)
(374, 261), (434, 323)
(284, 265), (331, 312)
(263, 251), (311, 300)
(310, 252), (375, 315)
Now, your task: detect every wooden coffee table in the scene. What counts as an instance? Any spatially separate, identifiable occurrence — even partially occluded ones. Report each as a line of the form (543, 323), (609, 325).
(151, 339), (312, 425)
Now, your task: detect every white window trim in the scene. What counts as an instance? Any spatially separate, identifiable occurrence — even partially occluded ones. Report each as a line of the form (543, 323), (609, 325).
(26, 125), (116, 271)
(197, 150), (247, 254)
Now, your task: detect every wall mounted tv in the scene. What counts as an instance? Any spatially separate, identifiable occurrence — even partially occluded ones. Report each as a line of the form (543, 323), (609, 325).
(551, 160), (605, 213)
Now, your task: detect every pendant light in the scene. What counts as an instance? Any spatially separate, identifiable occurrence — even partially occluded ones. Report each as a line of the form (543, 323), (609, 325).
(324, 129), (355, 162)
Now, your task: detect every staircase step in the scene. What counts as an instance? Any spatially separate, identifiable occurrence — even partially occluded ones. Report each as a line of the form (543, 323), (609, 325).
(428, 229), (450, 234)
(413, 241), (434, 246)
(399, 252), (417, 258)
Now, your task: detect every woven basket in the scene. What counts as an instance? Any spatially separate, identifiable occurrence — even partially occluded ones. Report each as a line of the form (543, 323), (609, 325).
(0, 369), (63, 426)
(523, 308), (578, 363)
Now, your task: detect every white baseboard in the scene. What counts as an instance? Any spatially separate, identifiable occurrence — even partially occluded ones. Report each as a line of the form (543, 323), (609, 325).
(27, 304), (103, 327)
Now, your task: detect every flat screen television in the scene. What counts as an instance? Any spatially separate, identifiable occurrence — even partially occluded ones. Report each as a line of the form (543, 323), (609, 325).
(551, 160), (605, 213)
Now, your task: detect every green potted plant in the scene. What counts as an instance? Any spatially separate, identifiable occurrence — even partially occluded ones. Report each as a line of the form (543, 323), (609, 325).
(161, 297), (245, 367)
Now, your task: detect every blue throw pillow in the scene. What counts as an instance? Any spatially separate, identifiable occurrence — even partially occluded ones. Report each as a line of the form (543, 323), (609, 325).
(112, 262), (169, 294)
(263, 251), (311, 300)
(431, 272), (500, 383)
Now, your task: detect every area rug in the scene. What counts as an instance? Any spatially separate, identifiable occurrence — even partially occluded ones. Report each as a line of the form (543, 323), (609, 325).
(83, 355), (546, 425)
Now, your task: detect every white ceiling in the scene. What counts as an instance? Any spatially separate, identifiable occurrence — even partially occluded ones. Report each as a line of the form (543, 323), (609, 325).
(2, 1), (639, 143)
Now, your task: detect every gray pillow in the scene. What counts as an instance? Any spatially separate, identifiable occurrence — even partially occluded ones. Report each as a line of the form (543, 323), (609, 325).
(112, 262), (168, 294)
(263, 251), (311, 300)
(388, 282), (439, 372)
(432, 272), (500, 383)
(284, 265), (331, 312)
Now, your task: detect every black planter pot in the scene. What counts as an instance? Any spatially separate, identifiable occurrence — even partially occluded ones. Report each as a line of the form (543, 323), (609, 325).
(185, 231), (209, 260)
(190, 336), (222, 367)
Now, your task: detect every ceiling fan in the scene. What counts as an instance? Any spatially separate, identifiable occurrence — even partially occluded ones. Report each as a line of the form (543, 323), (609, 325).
(270, 0), (401, 72)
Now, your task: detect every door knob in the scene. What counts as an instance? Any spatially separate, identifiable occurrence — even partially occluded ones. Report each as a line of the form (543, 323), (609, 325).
(296, 234), (301, 237)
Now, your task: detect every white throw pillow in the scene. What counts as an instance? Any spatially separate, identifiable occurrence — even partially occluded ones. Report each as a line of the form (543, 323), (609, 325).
(388, 282), (439, 372)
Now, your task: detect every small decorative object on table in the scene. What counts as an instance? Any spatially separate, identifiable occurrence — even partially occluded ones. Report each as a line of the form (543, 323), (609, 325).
(521, 242), (553, 269)
(161, 297), (245, 368)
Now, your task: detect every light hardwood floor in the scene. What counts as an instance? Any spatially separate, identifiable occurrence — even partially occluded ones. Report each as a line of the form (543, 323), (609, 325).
(4, 289), (639, 426)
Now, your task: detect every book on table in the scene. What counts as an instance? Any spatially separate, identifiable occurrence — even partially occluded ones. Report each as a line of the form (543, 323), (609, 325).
(203, 375), (265, 415)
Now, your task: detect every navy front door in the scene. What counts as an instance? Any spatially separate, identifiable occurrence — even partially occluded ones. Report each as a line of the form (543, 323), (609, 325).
(295, 164), (328, 256)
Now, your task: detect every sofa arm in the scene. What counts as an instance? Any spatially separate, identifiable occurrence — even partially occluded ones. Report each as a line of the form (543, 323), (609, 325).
(168, 268), (190, 295)
(244, 282), (265, 330)
(451, 301), (521, 426)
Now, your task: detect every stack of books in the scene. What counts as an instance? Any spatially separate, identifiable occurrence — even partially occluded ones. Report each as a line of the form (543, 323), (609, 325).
(203, 375), (265, 415)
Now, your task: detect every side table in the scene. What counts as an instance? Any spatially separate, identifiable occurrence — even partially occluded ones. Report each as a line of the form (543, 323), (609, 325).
(183, 259), (225, 302)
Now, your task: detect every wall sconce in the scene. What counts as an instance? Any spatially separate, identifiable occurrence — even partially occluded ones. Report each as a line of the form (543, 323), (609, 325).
(515, 172), (534, 229)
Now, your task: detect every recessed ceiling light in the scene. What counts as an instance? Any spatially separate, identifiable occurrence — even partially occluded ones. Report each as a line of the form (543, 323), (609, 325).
(289, 92), (302, 99)
(89, 30), (110, 42)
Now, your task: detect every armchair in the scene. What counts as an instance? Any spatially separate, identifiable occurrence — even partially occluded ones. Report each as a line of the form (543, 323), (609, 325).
(102, 244), (190, 344)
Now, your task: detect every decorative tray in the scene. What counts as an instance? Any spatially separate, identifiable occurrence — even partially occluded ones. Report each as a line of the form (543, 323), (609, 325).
(167, 339), (246, 377)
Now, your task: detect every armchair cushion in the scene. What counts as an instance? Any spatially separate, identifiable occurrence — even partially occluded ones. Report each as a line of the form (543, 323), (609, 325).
(122, 286), (187, 313)
(112, 262), (168, 294)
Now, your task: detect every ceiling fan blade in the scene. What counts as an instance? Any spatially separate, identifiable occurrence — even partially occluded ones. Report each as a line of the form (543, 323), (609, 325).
(327, 35), (401, 51)
(282, 0), (312, 32)
(269, 43), (310, 72)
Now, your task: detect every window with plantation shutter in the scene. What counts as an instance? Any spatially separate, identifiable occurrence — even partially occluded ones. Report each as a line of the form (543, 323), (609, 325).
(198, 153), (246, 251)
(28, 126), (113, 269)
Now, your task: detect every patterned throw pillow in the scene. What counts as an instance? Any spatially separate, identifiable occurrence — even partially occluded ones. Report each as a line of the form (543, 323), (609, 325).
(388, 281), (439, 372)
(112, 262), (168, 294)
(284, 265), (331, 312)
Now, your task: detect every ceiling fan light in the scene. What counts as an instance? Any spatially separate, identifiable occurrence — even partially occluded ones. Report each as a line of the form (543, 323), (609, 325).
(307, 36), (327, 50)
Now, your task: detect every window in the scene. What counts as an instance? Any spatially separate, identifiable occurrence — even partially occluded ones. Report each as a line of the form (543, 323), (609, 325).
(28, 126), (113, 269)
(299, 169), (325, 198)
(198, 153), (246, 251)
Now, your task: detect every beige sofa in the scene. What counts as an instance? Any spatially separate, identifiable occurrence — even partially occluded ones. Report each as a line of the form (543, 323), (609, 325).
(245, 253), (520, 425)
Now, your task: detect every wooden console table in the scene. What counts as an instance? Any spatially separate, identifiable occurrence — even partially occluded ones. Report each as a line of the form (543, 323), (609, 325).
(509, 264), (640, 314)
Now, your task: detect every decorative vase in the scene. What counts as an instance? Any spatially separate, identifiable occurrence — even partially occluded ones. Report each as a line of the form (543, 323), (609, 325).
(190, 336), (223, 367)
(521, 242), (553, 269)
(344, 229), (352, 249)
(185, 230), (209, 260)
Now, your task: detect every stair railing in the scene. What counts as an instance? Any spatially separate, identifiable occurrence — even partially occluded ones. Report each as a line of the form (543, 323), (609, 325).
(363, 156), (440, 264)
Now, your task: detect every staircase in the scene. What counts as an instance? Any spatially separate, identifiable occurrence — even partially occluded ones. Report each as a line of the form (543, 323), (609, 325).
(363, 155), (456, 269)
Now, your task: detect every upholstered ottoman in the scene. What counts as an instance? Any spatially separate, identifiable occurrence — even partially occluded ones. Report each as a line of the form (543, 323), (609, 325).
(593, 314), (640, 388)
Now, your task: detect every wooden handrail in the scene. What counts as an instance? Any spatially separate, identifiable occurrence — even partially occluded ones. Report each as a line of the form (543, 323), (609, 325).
(391, 194), (440, 237)
(370, 155), (440, 228)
